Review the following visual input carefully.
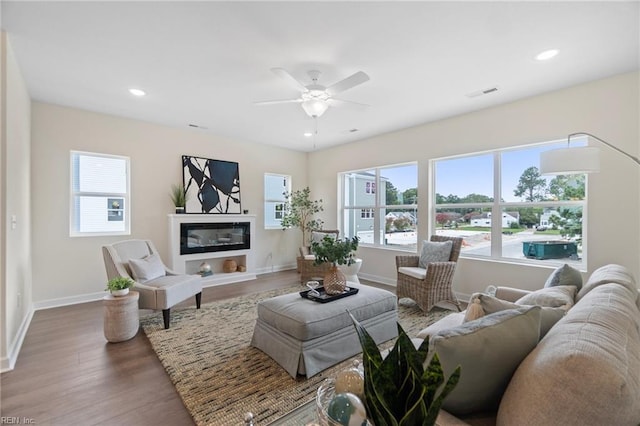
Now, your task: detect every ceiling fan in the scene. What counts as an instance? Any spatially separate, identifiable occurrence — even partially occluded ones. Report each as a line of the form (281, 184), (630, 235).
(255, 68), (370, 118)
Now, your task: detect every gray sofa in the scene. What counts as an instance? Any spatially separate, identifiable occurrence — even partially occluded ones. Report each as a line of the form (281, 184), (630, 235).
(419, 264), (640, 426)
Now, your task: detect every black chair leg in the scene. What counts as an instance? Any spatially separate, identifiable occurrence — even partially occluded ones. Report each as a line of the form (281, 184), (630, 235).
(162, 309), (170, 329)
(196, 292), (202, 309)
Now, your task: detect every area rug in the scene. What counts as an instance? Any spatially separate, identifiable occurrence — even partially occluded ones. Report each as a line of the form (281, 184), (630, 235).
(140, 286), (452, 426)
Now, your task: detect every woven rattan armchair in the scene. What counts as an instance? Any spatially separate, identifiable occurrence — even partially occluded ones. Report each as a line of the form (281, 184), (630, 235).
(395, 235), (463, 313)
(297, 230), (339, 283)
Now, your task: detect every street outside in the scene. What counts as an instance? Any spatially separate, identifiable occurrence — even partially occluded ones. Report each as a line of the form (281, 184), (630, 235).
(361, 228), (583, 267)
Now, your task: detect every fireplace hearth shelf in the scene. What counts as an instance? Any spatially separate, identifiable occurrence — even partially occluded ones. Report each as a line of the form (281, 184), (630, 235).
(168, 214), (257, 287)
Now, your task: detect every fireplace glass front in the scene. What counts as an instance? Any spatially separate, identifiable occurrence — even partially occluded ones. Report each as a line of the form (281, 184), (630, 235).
(180, 222), (250, 255)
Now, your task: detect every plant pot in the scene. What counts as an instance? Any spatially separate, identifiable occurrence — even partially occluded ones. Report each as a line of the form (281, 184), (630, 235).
(175, 206), (185, 214)
(111, 288), (130, 297)
(324, 265), (346, 295)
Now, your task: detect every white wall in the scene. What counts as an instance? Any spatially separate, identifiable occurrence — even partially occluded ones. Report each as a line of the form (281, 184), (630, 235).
(1, 33), (33, 371)
(308, 71), (640, 296)
(30, 103), (308, 304)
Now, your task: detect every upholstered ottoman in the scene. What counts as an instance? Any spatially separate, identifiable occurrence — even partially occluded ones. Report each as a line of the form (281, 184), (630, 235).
(251, 284), (398, 377)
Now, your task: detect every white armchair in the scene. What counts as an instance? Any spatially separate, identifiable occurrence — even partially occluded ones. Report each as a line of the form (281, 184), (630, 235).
(102, 239), (202, 329)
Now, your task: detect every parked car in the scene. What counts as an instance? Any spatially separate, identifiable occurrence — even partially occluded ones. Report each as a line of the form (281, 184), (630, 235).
(536, 225), (548, 231)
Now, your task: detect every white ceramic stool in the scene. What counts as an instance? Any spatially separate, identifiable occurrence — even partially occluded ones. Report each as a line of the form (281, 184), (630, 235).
(338, 258), (362, 283)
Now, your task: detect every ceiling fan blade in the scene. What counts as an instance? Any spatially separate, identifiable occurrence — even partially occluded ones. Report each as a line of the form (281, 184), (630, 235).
(270, 68), (308, 93)
(254, 98), (303, 106)
(326, 71), (370, 96)
(328, 98), (370, 111)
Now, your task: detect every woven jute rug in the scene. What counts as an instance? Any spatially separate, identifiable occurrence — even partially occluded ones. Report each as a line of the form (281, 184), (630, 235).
(140, 286), (452, 426)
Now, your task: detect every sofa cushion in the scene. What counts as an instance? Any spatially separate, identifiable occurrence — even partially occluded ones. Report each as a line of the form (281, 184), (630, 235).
(497, 283), (640, 426)
(397, 266), (427, 280)
(577, 263), (638, 302)
(419, 240), (453, 268)
(544, 263), (583, 290)
(416, 312), (466, 339)
(463, 293), (565, 339)
(129, 253), (165, 283)
(515, 285), (576, 308)
(429, 306), (541, 417)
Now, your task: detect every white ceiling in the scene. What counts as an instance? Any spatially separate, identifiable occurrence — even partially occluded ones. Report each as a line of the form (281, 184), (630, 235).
(2, 1), (639, 152)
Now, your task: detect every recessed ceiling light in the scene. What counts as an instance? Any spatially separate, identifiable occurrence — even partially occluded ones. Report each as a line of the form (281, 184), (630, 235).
(303, 132), (313, 137)
(535, 49), (559, 61)
(128, 88), (146, 97)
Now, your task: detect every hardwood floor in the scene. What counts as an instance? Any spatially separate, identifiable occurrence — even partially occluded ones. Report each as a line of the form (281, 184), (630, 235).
(0, 270), (324, 426)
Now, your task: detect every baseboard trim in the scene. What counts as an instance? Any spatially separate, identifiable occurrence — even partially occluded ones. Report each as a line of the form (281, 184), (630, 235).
(33, 291), (105, 311)
(1, 303), (35, 373)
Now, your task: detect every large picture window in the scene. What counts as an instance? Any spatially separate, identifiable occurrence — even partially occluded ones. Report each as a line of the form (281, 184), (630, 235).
(264, 173), (291, 229)
(433, 138), (587, 268)
(70, 151), (130, 236)
(341, 163), (417, 250)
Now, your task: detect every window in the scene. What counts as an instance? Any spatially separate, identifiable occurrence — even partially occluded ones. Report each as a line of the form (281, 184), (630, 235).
(264, 173), (291, 229)
(341, 163), (417, 250)
(433, 138), (587, 268)
(70, 151), (130, 236)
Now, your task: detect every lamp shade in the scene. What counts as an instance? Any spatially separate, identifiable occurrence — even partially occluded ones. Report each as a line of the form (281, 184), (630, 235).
(540, 146), (600, 175)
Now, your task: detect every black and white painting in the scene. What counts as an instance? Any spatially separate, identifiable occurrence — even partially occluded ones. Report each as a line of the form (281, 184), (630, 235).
(182, 156), (241, 214)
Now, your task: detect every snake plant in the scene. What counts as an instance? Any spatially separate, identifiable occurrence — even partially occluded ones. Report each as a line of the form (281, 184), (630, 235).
(349, 313), (461, 426)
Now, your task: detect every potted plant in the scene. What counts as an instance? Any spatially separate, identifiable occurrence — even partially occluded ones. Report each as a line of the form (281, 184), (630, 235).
(105, 276), (134, 297)
(349, 313), (461, 425)
(280, 187), (324, 248)
(170, 183), (189, 213)
(311, 235), (359, 295)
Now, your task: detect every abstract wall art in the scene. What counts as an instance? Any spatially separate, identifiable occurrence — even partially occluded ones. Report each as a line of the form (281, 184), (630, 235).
(182, 155), (241, 214)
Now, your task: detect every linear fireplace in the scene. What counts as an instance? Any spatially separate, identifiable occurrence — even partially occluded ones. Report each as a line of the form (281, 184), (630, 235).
(180, 221), (250, 255)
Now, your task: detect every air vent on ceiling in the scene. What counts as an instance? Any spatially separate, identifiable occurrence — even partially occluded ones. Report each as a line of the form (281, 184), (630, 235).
(466, 86), (499, 98)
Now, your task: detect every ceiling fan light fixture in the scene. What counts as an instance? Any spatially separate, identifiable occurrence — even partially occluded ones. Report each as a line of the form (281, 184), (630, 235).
(301, 100), (329, 117)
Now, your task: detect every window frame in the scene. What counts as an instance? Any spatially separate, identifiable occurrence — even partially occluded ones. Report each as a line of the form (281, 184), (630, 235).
(70, 150), (131, 237)
(264, 172), (291, 229)
(340, 162), (418, 250)
(431, 141), (587, 269)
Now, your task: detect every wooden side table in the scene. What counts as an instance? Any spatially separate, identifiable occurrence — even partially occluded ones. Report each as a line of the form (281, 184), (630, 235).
(103, 290), (139, 343)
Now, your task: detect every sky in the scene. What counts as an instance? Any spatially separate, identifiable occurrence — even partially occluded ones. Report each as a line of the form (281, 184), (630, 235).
(378, 138), (586, 202)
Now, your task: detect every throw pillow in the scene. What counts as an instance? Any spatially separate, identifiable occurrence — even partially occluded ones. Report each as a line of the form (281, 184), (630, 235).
(418, 240), (453, 269)
(430, 306), (541, 417)
(544, 264), (583, 290)
(129, 253), (165, 283)
(515, 285), (577, 308)
(463, 293), (565, 338)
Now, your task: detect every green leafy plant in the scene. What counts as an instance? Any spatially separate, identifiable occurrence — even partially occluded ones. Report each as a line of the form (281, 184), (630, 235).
(349, 313), (461, 426)
(311, 235), (359, 266)
(280, 187), (324, 247)
(105, 276), (135, 292)
(170, 183), (188, 208)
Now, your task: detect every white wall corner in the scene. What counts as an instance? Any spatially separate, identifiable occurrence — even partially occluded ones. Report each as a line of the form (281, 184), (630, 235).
(1, 303), (34, 373)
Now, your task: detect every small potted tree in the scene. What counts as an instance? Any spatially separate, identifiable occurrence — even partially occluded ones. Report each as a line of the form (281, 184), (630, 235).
(280, 187), (324, 248)
(311, 235), (359, 295)
(170, 183), (189, 214)
(105, 277), (135, 297)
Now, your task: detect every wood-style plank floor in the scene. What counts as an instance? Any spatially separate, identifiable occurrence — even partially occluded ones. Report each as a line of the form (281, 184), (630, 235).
(0, 271), (299, 425)
(0, 271), (388, 426)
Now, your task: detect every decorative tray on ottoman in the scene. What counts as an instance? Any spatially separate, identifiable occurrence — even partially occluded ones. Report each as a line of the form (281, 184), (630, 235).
(300, 286), (359, 303)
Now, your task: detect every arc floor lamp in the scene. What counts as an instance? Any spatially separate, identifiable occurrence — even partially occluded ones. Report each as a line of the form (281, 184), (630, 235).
(540, 132), (640, 175)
